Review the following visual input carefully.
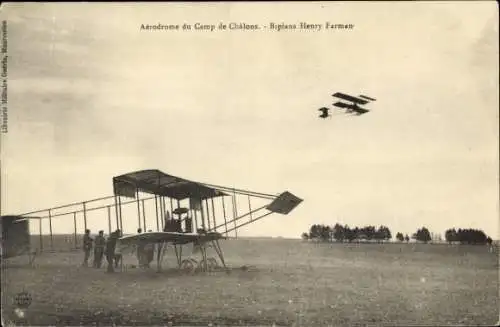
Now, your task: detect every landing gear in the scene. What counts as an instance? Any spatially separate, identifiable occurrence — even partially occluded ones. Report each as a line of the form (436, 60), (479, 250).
(163, 236), (227, 273)
(198, 257), (219, 271)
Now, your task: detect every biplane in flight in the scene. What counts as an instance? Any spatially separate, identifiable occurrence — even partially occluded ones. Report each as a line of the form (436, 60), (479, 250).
(332, 92), (376, 116)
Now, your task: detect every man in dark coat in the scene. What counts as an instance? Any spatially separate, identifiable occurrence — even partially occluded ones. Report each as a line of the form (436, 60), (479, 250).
(82, 229), (93, 267)
(105, 231), (119, 273)
(93, 231), (106, 268)
(136, 228), (144, 267)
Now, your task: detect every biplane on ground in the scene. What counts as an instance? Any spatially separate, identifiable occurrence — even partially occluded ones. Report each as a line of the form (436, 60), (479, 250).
(15, 169), (303, 273)
(112, 170), (303, 273)
(331, 92), (377, 116)
(0, 215), (39, 266)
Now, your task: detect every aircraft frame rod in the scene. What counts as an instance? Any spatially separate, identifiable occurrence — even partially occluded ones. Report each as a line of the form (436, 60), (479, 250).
(200, 199), (207, 231)
(20, 194), (116, 216)
(176, 199), (182, 228)
(83, 202), (87, 231)
(160, 196), (165, 230)
(232, 191), (238, 238)
(155, 195), (160, 232)
(201, 243), (208, 272)
(141, 199), (146, 231)
(19, 187), (273, 219)
(25, 194), (238, 220)
(211, 198), (216, 231)
(48, 209), (53, 250)
(156, 175), (161, 232)
(174, 244), (182, 267)
(205, 199), (211, 230)
(118, 196), (123, 231)
(179, 244), (183, 266)
(73, 212), (78, 249)
(212, 204), (268, 231)
(39, 218), (43, 252)
(193, 207), (198, 232)
(200, 183), (277, 199)
(107, 205), (112, 235)
(248, 195), (253, 220)
(212, 239), (226, 268)
(225, 211), (274, 234)
(114, 196), (120, 232)
(221, 196), (228, 236)
(136, 189), (141, 231)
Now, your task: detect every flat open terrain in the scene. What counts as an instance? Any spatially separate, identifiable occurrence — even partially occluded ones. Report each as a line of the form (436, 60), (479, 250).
(2, 237), (499, 326)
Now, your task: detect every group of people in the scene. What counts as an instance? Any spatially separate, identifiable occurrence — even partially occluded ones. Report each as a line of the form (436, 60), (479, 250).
(82, 216), (195, 272)
(82, 229), (122, 272)
(83, 228), (158, 271)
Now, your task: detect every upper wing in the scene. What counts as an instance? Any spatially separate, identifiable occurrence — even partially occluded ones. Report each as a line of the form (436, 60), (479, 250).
(332, 92), (369, 105)
(359, 95), (376, 101)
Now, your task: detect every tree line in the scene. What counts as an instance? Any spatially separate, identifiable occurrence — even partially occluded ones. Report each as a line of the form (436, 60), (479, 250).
(444, 228), (493, 245)
(302, 223), (394, 243)
(302, 224), (493, 245)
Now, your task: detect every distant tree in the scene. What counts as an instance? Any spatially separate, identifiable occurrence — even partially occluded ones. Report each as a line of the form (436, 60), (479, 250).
(404, 234), (410, 243)
(319, 225), (331, 242)
(457, 228), (488, 245)
(309, 224), (320, 239)
(344, 225), (357, 243)
(386, 227), (392, 241)
(376, 225), (392, 242)
(353, 227), (360, 242)
(396, 232), (404, 242)
(414, 227), (432, 243)
(445, 228), (491, 245)
(445, 228), (458, 244)
(333, 223), (345, 242)
(486, 237), (493, 245)
(364, 226), (376, 241)
(301, 232), (309, 240)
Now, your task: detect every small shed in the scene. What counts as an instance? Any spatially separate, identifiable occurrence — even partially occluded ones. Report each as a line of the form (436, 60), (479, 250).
(1, 215), (33, 259)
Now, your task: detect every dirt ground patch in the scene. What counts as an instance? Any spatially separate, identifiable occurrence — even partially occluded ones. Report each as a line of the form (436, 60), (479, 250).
(2, 238), (498, 326)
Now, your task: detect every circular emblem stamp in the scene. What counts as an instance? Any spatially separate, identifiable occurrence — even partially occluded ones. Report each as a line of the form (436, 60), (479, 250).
(14, 291), (32, 309)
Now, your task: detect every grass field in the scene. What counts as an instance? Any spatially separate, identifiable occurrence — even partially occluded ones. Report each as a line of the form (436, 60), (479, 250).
(2, 236), (499, 326)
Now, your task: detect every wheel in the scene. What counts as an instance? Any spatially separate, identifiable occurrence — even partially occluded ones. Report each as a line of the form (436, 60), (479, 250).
(198, 257), (218, 271)
(208, 257), (219, 269)
(180, 259), (195, 273)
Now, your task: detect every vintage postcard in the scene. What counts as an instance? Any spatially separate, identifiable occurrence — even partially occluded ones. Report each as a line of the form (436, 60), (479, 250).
(0, 2), (498, 326)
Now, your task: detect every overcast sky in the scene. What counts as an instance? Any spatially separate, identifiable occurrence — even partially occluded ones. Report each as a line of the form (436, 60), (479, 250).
(1, 2), (498, 239)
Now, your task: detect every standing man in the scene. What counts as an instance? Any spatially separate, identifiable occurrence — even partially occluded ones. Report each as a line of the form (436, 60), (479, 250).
(143, 230), (155, 268)
(114, 229), (123, 268)
(136, 228), (145, 267)
(93, 231), (106, 268)
(105, 230), (118, 273)
(82, 229), (93, 267)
